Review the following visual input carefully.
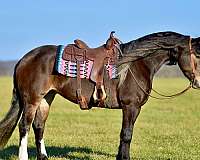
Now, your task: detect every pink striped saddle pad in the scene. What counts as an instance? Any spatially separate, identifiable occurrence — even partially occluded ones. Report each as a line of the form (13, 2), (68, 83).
(55, 45), (118, 79)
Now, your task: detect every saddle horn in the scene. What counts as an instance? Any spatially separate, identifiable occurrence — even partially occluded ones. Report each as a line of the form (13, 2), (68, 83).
(105, 31), (121, 50)
(110, 31), (115, 38)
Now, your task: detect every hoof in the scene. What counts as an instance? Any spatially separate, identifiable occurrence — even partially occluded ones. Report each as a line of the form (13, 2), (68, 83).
(116, 154), (130, 160)
(37, 154), (48, 160)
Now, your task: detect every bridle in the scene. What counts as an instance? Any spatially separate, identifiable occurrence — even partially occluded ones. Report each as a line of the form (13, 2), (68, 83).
(189, 37), (196, 82)
(118, 37), (196, 99)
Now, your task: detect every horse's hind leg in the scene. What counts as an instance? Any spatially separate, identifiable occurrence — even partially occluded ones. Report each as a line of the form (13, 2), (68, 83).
(18, 98), (42, 160)
(32, 91), (56, 160)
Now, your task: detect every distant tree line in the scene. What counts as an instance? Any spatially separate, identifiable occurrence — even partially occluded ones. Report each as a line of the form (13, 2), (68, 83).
(0, 61), (17, 76)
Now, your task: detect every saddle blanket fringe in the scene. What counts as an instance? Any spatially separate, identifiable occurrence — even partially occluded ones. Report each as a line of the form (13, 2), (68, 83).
(55, 45), (118, 79)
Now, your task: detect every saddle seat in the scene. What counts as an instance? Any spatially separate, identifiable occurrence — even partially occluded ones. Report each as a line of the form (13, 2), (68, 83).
(62, 31), (120, 109)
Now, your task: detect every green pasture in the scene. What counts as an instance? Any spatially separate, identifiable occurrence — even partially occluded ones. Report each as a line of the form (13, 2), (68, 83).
(0, 77), (200, 160)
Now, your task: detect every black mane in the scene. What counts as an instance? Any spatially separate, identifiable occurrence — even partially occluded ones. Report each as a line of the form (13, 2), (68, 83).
(121, 31), (189, 55)
(136, 31), (184, 42)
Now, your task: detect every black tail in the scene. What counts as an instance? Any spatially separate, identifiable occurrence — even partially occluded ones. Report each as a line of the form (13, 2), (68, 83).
(0, 76), (22, 149)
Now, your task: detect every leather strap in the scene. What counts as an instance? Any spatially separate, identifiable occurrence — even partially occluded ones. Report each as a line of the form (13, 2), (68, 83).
(76, 61), (81, 98)
(76, 61), (88, 109)
(189, 37), (196, 79)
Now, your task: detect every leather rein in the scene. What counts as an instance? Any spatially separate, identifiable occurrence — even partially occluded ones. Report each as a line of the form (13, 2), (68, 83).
(117, 37), (196, 100)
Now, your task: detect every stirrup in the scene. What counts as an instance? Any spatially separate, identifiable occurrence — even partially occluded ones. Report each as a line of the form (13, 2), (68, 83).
(93, 85), (106, 102)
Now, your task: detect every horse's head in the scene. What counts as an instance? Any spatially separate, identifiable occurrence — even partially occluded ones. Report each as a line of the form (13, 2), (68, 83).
(190, 37), (200, 89)
(177, 37), (200, 89)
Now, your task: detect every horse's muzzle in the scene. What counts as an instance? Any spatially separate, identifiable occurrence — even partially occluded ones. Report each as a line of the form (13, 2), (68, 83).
(192, 78), (200, 89)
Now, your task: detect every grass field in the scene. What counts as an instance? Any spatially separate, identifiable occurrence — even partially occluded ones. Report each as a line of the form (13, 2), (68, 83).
(0, 77), (200, 160)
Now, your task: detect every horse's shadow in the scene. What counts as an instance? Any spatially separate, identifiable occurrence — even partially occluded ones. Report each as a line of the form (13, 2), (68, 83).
(0, 145), (115, 160)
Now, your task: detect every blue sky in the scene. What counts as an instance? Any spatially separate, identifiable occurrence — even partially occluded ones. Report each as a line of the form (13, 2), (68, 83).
(0, 0), (199, 60)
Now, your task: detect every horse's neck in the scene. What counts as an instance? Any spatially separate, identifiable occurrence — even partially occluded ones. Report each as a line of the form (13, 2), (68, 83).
(143, 51), (170, 79)
(122, 50), (170, 82)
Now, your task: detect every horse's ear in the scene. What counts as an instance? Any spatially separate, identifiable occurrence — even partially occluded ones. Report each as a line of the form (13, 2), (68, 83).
(105, 31), (116, 50)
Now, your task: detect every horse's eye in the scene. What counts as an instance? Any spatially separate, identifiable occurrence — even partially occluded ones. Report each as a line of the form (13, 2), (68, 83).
(195, 55), (200, 58)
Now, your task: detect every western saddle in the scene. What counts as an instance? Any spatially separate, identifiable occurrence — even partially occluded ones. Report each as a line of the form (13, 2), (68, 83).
(62, 31), (121, 109)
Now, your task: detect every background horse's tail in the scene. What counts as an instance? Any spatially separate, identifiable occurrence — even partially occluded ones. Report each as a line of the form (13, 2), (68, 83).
(0, 66), (22, 149)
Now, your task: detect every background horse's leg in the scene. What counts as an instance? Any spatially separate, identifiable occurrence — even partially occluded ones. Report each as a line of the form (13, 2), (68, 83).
(117, 105), (141, 160)
(18, 97), (42, 160)
(32, 91), (56, 160)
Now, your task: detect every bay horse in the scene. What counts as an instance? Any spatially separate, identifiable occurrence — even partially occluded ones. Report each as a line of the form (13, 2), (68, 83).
(0, 31), (200, 160)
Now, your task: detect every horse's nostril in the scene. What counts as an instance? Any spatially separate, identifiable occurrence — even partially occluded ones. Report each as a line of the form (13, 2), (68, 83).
(193, 79), (200, 88)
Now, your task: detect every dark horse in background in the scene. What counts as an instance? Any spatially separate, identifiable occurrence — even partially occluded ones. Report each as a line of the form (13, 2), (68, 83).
(1, 31), (200, 160)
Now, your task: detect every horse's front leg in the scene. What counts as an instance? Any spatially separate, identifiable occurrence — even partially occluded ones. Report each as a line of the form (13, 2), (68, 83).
(117, 104), (141, 160)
